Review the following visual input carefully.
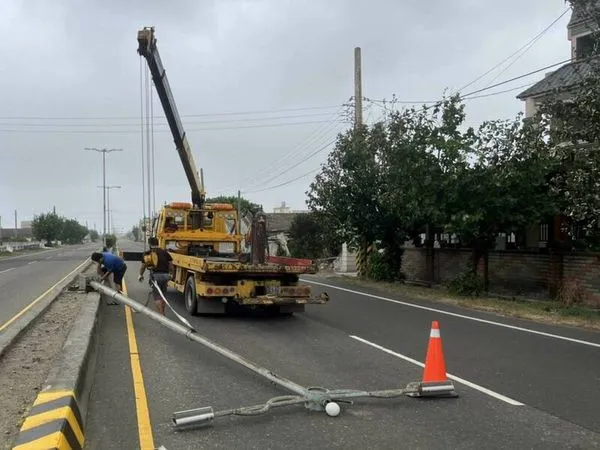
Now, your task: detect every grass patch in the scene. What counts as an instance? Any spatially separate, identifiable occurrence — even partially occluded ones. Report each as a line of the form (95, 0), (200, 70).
(323, 276), (600, 331)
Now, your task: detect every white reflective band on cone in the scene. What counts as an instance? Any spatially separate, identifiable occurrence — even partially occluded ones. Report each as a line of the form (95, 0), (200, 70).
(421, 384), (453, 392)
(430, 328), (441, 338)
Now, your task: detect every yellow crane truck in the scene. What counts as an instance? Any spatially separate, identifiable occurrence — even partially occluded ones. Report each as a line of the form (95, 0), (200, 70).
(128, 27), (328, 315)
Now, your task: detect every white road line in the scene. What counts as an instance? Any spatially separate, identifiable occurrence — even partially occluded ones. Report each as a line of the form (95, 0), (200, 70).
(28, 261), (38, 265)
(0, 268), (16, 275)
(350, 335), (525, 406)
(304, 280), (600, 349)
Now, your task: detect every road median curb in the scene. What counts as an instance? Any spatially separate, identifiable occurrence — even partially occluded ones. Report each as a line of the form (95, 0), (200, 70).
(11, 290), (102, 450)
(0, 259), (93, 360)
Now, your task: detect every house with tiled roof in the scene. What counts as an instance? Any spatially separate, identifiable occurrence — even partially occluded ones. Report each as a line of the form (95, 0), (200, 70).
(265, 210), (310, 256)
(518, 2), (600, 117)
(516, 3), (600, 251)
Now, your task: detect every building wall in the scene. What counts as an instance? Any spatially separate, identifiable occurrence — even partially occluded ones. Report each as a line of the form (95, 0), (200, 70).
(401, 248), (600, 307)
(0, 228), (33, 240)
(525, 97), (539, 118)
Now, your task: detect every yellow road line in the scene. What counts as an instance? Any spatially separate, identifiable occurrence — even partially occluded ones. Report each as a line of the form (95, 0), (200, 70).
(0, 258), (90, 332)
(122, 278), (155, 450)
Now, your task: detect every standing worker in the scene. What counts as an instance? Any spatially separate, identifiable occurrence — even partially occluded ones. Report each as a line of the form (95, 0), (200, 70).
(91, 251), (128, 293)
(138, 237), (173, 316)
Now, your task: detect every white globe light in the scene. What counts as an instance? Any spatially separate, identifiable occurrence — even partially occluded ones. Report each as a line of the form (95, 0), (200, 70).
(325, 402), (340, 417)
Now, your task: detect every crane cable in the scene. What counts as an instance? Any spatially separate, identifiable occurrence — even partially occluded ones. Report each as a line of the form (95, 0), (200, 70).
(150, 75), (156, 215)
(139, 56), (147, 250)
(145, 63), (152, 228)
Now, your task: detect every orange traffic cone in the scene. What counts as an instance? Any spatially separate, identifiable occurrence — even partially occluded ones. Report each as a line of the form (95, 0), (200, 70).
(412, 321), (457, 398)
(423, 321), (449, 383)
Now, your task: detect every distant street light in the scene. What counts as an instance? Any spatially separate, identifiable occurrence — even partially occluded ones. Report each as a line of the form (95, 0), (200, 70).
(98, 185), (122, 235)
(85, 148), (122, 246)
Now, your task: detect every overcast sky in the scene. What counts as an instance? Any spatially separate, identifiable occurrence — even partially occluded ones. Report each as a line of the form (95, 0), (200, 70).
(0, 0), (572, 233)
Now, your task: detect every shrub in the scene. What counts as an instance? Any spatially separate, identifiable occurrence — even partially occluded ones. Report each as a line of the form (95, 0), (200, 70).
(105, 234), (117, 250)
(448, 268), (485, 296)
(367, 251), (398, 282)
(557, 278), (585, 307)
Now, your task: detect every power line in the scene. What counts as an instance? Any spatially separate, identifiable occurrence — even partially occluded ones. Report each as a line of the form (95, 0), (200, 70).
(0, 111), (339, 127)
(238, 115), (343, 191)
(238, 123), (340, 190)
(460, 57), (573, 98)
(457, 7), (571, 93)
(211, 111), (343, 195)
(366, 56), (578, 110)
(246, 137), (337, 190)
(236, 135), (338, 195)
(0, 104), (342, 121)
(243, 167), (320, 194)
(461, 83), (534, 100)
(0, 119), (339, 134)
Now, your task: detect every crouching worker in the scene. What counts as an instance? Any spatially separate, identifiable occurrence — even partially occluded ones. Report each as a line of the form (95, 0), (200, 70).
(91, 251), (128, 293)
(138, 237), (173, 316)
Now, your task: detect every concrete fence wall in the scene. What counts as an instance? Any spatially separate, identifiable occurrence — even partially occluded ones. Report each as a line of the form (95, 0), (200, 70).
(402, 247), (600, 307)
(0, 241), (44, 253)
(334, 243), (357, 273)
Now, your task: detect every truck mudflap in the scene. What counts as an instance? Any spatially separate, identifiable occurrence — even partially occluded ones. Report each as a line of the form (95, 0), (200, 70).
(236, 292), (329, 306)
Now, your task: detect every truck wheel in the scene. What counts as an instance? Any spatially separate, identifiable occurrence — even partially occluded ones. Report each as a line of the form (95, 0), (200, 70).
(184, 276), (199, 316)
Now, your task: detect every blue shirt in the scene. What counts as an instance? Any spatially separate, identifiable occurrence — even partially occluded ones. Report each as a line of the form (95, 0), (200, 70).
(102, 252), (125, 272)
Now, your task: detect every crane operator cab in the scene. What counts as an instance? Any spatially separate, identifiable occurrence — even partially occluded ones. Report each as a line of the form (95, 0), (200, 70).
(154, 202), (241, 259)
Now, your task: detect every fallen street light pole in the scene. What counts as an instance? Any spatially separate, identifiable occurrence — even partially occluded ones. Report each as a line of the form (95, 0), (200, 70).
(89, 280), (310, 396)
(88, 279), (457, 431)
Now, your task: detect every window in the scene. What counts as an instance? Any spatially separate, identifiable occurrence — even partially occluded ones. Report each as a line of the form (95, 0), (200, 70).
(540, 223), (549, 242)
(576, 34), (596, 59)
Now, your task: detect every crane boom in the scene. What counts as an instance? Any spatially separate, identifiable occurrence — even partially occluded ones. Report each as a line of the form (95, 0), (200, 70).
(137, 26), (205, 207)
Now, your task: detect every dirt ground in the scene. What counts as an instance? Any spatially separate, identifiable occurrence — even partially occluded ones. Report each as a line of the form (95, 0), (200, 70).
(0, 288), (87, 449)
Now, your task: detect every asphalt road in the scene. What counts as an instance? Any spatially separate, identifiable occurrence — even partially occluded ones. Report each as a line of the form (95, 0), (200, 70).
(85, 241), (600, 449)
(0, 244), (96, 330)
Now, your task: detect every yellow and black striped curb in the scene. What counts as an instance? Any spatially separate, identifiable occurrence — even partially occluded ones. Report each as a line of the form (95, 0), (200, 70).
(356, 242), (373, 278)
(12, 390), (84, 450)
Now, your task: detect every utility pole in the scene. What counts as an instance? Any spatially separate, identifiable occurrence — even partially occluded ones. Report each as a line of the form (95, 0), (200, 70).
(237, 189), (241, 235)
(14, 210), (17, 239)
(99, 185), (121, 236)
(354, 47), (363, 130)
(354, 47), (369, 278)
(85, 148), (122, 246)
